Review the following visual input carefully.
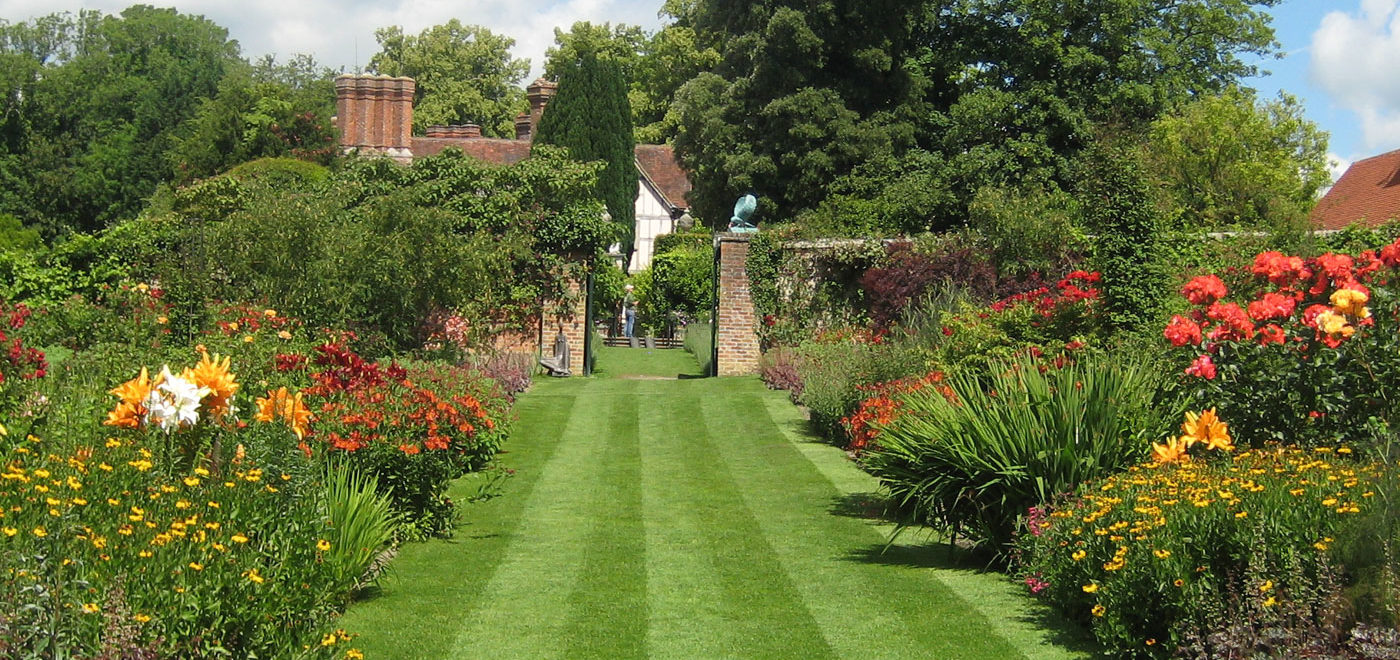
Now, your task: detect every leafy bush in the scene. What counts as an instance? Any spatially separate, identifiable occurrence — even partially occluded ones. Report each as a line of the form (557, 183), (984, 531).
(863, 351), (1175, 553)
(650, 239), (714, 320)
(303, 345), (508, 539)
(758, 347), (802, 400)
(1018, 447), (1396, 657)
(860, 240), (996, 330)
(1162, 241), (1400, 452)
(791, 335), (930, 441)
(1081, 143), (1169, 331)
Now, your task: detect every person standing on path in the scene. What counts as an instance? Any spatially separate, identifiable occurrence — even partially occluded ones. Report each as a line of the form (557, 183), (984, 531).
(622, 284), (637, 338)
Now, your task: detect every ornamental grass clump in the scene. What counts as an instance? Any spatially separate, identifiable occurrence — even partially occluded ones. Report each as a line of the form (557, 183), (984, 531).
(862, 351), (1174, 554)
(1017, 444), (1392, 657)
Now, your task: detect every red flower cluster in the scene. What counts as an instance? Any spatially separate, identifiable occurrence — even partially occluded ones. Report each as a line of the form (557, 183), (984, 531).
(989, 271), (1102, 317)
(1181, 274), (1227, 305)
(842, 372), (956, 453)
(1167, 239), (1400, 370)
(0, 302), (46, 385)
(303, 343), (499, 458)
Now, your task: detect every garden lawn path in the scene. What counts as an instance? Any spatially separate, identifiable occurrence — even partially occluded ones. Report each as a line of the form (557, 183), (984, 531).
(338, 351), (1093, 659)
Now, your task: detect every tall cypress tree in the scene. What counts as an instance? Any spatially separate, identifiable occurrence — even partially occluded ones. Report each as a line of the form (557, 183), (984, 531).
(533, 49), (636, 263)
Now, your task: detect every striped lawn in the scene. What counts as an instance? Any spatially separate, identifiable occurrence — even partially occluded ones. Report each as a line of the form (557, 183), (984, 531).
(338, 355), (1096, 658)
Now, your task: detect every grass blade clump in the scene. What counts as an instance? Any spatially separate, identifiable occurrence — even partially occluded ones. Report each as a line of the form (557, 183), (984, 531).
(863, 351), (1175, 556)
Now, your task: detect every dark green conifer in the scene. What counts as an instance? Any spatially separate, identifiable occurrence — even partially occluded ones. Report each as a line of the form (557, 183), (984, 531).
(534, 49), (636, 263)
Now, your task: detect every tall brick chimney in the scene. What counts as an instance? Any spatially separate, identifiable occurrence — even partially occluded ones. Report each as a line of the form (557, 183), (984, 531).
(334, 74), (415, 162)
(523, 77), (558, 142)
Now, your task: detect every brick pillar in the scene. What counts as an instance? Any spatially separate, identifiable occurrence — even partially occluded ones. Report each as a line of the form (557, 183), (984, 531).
(715, 233), (761, 376)
(540, 276), (588, 375)
(334, 74), (415, 163)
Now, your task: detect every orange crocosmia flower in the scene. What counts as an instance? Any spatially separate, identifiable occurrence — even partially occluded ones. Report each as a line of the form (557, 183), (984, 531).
(398, 443), (421, 455)
(184, 353), (239, 418)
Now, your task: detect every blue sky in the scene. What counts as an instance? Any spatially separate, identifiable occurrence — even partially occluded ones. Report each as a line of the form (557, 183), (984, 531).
(1247, 1), (1400, 178)
(0, 1), (1392, 180)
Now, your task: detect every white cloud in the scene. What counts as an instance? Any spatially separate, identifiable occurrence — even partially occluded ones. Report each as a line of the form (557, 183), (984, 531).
(0, 0), (665, 81)
(1327, 152), (1354, 183)
(1311, 1), (1400, 153)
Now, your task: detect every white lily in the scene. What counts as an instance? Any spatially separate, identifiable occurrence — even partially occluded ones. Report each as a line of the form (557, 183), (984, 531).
(143, 366), (210, 430)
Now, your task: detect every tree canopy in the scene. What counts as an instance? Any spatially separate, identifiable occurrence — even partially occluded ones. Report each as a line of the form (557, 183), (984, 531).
(670, 0), (1295, 230)
(369, 20), (529, 137)
(0, 6), (242, 235)
(534, 48), (636, 263)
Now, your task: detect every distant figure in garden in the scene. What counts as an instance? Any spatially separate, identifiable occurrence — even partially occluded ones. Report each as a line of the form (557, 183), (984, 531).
(539, 327), (571, 377)
(622, 284), (637, 338)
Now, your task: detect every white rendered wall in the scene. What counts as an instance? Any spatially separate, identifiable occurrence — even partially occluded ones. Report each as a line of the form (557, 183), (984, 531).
(630, 180), (674, 272)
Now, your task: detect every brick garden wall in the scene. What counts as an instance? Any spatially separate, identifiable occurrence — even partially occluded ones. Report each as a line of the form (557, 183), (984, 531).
(715, 234), (761, 376)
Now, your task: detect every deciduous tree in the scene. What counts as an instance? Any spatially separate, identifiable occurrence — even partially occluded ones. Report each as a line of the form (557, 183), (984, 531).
(369, 21), (529, 138)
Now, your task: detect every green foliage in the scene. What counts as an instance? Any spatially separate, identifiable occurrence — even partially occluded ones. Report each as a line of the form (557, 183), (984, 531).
(322, 464), (397, 595)
(673, 0), (1282, 229)
(1146, 89), (1331, 231)
(369, 20), (528, 137)
(673, 0), (925, 225)
(0, 7), (242, 235)
(796, 150), (959, 237)
(1081, 143), (1169, 331)
(0, 213), (41, 253)
(863, 351), (1175, 554)
(650, 239), (714, 317)
(167, 59), (338, 183)
(534, 49), (636, 258)
(968, 185), (1083, 278)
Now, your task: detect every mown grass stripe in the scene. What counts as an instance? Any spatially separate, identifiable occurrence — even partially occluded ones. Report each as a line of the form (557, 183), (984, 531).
(760, 393), (1097, 659)
(700, 383), (1028, 659)
(559, 381), (649, 657)
(444, 382), (620, 660)
(337, 386), (579, 659)
(640, 381), (838, 659)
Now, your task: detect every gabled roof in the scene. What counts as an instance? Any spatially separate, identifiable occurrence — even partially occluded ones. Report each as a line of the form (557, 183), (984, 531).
(1312, 149), (1400, 230)
(635, 144), (691, 211)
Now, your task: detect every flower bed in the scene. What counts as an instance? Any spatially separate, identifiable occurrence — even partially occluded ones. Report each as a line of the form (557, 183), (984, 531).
(0, 295), (518, 656)
(1018, 442), (1393, 657)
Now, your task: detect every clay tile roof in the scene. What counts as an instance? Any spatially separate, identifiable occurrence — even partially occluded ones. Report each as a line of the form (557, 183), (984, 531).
(634, 144), (691, 210)
(1312, 149), (1400, 230)
(409, 137), (532, 165)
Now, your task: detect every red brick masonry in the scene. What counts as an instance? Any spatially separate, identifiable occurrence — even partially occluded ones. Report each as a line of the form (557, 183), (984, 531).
(715, 233), (761, 376)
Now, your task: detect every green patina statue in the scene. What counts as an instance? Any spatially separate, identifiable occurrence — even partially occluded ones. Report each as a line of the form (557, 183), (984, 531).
(729, 194), (758, 233)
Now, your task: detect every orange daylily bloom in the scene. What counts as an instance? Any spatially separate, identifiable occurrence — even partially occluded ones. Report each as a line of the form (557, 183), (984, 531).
(256, 387), (313, 439)
(184, 353), (239, 419)
(1152, 437), (1190, 464)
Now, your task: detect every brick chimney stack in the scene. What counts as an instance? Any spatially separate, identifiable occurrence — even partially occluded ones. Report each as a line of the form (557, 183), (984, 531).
(524, 77), (558, 142)
(334, 74), (415, 162)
